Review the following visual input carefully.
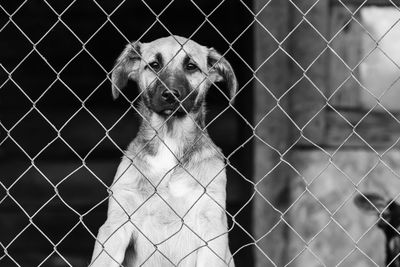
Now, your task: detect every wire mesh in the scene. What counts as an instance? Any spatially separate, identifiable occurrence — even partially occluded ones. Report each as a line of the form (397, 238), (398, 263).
(1, 0), (400, 266)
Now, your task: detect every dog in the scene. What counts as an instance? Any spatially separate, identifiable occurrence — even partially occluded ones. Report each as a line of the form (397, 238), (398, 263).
(89, 36), (237, 267)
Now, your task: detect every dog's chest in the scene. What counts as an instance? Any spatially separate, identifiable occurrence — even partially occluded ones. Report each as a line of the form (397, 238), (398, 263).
(139, 137), (204, 214)
(145, 136), (179, 179)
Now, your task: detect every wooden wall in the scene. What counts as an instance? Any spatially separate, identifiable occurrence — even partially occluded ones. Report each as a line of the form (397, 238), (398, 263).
(253, 0), (400, 266)
(253, 0), (291, 265)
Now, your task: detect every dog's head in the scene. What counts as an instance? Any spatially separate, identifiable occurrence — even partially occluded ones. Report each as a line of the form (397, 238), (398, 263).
(110, 36), (237, 116)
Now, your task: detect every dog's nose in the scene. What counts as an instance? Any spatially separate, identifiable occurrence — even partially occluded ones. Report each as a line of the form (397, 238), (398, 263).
(161, 89), (181, 103)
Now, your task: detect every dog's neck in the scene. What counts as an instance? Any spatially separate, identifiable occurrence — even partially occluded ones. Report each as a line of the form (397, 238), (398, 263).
(134, 102), (207, 161)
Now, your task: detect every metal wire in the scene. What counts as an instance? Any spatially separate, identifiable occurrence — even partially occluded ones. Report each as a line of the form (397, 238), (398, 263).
(2, 0), (400, 266)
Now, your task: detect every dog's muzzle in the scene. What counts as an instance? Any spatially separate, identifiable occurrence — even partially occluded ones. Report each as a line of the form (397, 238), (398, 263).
(161, 88), (180, 104)
(160, 89), (181, 115)
(149, 71), (197, 116)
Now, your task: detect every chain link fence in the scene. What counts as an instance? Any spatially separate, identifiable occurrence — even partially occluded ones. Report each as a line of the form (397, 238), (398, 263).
(1, 0), (400, 266)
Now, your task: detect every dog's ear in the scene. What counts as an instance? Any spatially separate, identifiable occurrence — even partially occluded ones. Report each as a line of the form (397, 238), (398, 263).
(111, 41), (142, 99)
(207, 48), (238, 100)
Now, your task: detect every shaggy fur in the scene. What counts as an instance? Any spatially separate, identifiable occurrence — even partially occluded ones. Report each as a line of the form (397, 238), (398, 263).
(89, 36), (237, 267)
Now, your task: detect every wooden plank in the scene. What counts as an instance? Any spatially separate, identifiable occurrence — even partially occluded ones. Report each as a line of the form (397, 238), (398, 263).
(297, 108), (400, 149)
(253, 0), (291, 266)
(325, 109), (400, 149)
(289, 0), (329, 145)
(328, 5), (363, 108)
(331, 0), (400, 7)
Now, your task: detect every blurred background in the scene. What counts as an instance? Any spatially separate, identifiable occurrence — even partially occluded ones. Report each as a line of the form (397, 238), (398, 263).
(1, 0), (400, 266)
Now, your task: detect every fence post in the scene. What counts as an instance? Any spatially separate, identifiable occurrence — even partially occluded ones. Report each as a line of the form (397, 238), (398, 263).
(289, 0), (329, 146)
(253, 0), (291, 266)
(287, 1), (330, 266)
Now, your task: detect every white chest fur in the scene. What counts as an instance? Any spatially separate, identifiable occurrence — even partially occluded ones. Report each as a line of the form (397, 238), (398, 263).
(145, 136), (179, 182)
(142, 135), (203, 200)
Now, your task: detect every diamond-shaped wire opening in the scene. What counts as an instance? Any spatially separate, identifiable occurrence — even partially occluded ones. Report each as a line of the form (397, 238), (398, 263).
(329, 18), (371, 70)
(36, 23), (82, 72)
(0, 81), (32, 129)
(286, 248), (326, 267)
(285, 25), (327, 72)
(255, 48), (296, 99)
(252, 192), (283, 238)
(59, 0), (107, 42)
(282, 78), (327, 126)
(158, 2), (205, 34)
(283, 189), (332, 244)
(32, 197), (81, 243)
(56, 163), (110, 214)
(0, 1), (25, 15)
(360, 48), (400, 111)
(8, 167), (55, 216)
(106, 107), (140, 151)
(356, 224), (387, 266)
(325, 107), (379, 150)
(351, 107), (400, 151)
(256, 219), (315, 266)
(12, 0), (58, 43)
(54, 222), (96, 266)
(306, 164), (356, 214)
(357, 159), (400, 196)
(59, 109), (106, 158)
(0, 139), (31, 184)
(0, 23), (32, 71)
(84, 22), (134, 70)
(327, 55), (363, 109)
(109, 2), (169, 41)
(334, 194), (371, 240)
(0, 196), (30, 248)
(0, 67), (7, 88)
(206, 1), (255, 43)
(285, 222), (324, 266)
(58, 51), (108, 101)
(288, 0), (332, 46)
(307, 220), (356, 266)
(11, 52), (57, 101)
(5, 223), (55, 267)
(290, 0), (320, 14)
(336, 247), (382, 267)
(42, 0), (75, 15)
(9, 109), (57, 158)
(254, 106), (299, 154)
(35, 81), (82, 129)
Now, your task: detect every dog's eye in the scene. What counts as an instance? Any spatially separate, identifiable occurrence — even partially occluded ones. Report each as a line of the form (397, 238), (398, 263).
(186, 63), (198, 72)
(147, 62), (161, 72)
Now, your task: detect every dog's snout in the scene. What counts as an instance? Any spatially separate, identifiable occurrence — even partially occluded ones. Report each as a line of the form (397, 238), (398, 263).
(161, 89), (181, 103)
(148, 69), (197, 115)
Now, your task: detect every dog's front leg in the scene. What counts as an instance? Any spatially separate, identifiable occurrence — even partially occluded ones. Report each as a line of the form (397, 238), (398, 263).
(89, 156), (142, 267)
(89, 190), (137, 267)
(89, 219), (135, 267)
(195, 200), (234, 267)
(196, 224), (233, 267)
